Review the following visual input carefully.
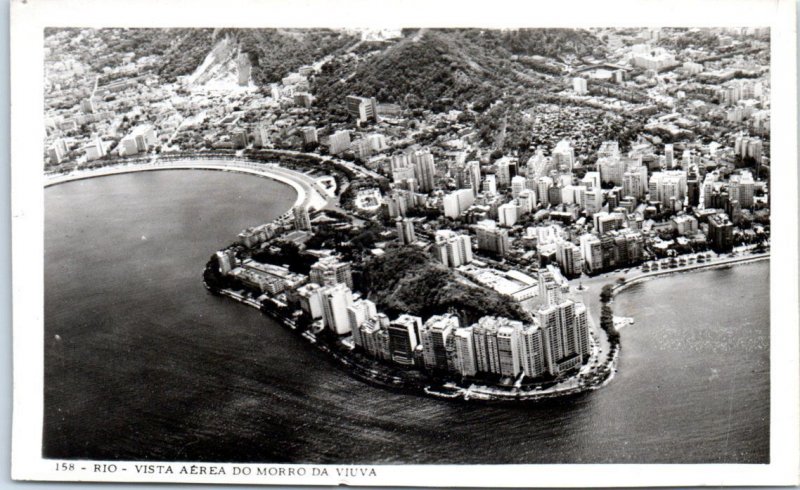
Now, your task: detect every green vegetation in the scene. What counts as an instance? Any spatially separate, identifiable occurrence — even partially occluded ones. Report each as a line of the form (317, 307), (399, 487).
(311, 28), (602, 116)
(360, 246), (529, 324)
(228, 29), (360, 85)
(599, 284), (620, 344)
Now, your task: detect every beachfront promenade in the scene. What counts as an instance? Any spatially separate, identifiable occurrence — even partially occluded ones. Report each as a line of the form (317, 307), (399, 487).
(44, 156), (332, 212)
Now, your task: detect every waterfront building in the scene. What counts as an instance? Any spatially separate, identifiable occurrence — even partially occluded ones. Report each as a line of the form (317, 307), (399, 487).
(231, 128), (248, 149)
(580, 234), (603, 274)
(347, 298), (378, 345)
(396, 217), (416, 245)
(346, 95), (379, 124)
(708, 213), (734, 252)
(47, 141), (66, 164)
(537, 299), (586, 376)
(472, 317), (501, 374)
(215, 249), (237, 275)
(295, 282), (326, 320)
(321, 283), (354, 335)
(449, 328), (476, 377)
(496, 325), (521, 377)
(293, 206), (312, 231)
(555, 240), (584, 278)
(421, 314), (459, 372)
(518, 325), (546, 378)
(82, 137), (106, 161)
(328, 130), (351, 155)
(434, 230), (473, 268)
(310, 256), (353, 289)
(388, 314), (422, 366)
(443, 188), (475, 219)
(475, 219), (510, 256)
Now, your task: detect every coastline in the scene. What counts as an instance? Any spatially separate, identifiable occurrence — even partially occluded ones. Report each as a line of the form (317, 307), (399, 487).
(610, 253), (770, 295)
(209, 283), (618, 404)
(43, 157), (332, 212)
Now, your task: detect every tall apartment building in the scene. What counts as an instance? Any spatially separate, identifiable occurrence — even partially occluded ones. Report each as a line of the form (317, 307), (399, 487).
(555, 240), (584, 278)
(434, 230), (473, 268)
(443, 188), (475, 219)
(321, 283), (354, 335)
(328, 130), (351, 155)
(420, 314), (459, 372)
(310, 256), (353, 289)
(396, 217), (416, 245)
(411, 150), (436, 193)
(388, 314), (422, 366)
(474, 219), (510, 256)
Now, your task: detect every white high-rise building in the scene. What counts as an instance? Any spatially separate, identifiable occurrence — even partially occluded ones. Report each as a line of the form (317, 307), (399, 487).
(453, 328), (478, 377)
(580, 234), (603, 273)
(396, 217), (416, 245)
(434, 230), (473, 268)
(649, 170), (688, 207)
(518, 325), (546, 378)
(321, 284), (354, 335)
(496, 325), (521, 377)
(347, 298), (378, 345)
(443, 188), (475, 219)
(511, 176), (527, 198)
(556, 240), (584, 277)
(498, 202), (518, 227)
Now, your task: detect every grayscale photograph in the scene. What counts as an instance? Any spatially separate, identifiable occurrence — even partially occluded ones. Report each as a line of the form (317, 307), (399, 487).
(41, 25), (771, 466)
(11, 0), (799, 484)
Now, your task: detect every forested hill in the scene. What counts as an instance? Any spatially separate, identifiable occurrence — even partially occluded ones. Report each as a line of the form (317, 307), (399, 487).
(48, 27), (604, 112)
(311, 28), (605, 115)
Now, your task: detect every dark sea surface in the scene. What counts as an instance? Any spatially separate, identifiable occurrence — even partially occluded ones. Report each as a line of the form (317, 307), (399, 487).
(44, 170), (769, 464)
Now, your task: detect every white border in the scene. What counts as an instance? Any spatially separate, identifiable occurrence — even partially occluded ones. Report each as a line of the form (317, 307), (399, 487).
(10, 0), (800, 486)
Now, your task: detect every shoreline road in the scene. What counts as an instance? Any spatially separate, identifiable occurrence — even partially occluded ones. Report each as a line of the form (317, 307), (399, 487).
(43, 158), (332, 212)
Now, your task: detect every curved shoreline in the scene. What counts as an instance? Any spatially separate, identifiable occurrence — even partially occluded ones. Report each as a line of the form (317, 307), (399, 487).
(609, 253), (770, 297)
(44, 158), (332, 211)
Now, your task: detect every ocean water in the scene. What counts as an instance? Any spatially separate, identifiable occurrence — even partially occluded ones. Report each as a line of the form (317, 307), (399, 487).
(44, 169), (769, 463)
